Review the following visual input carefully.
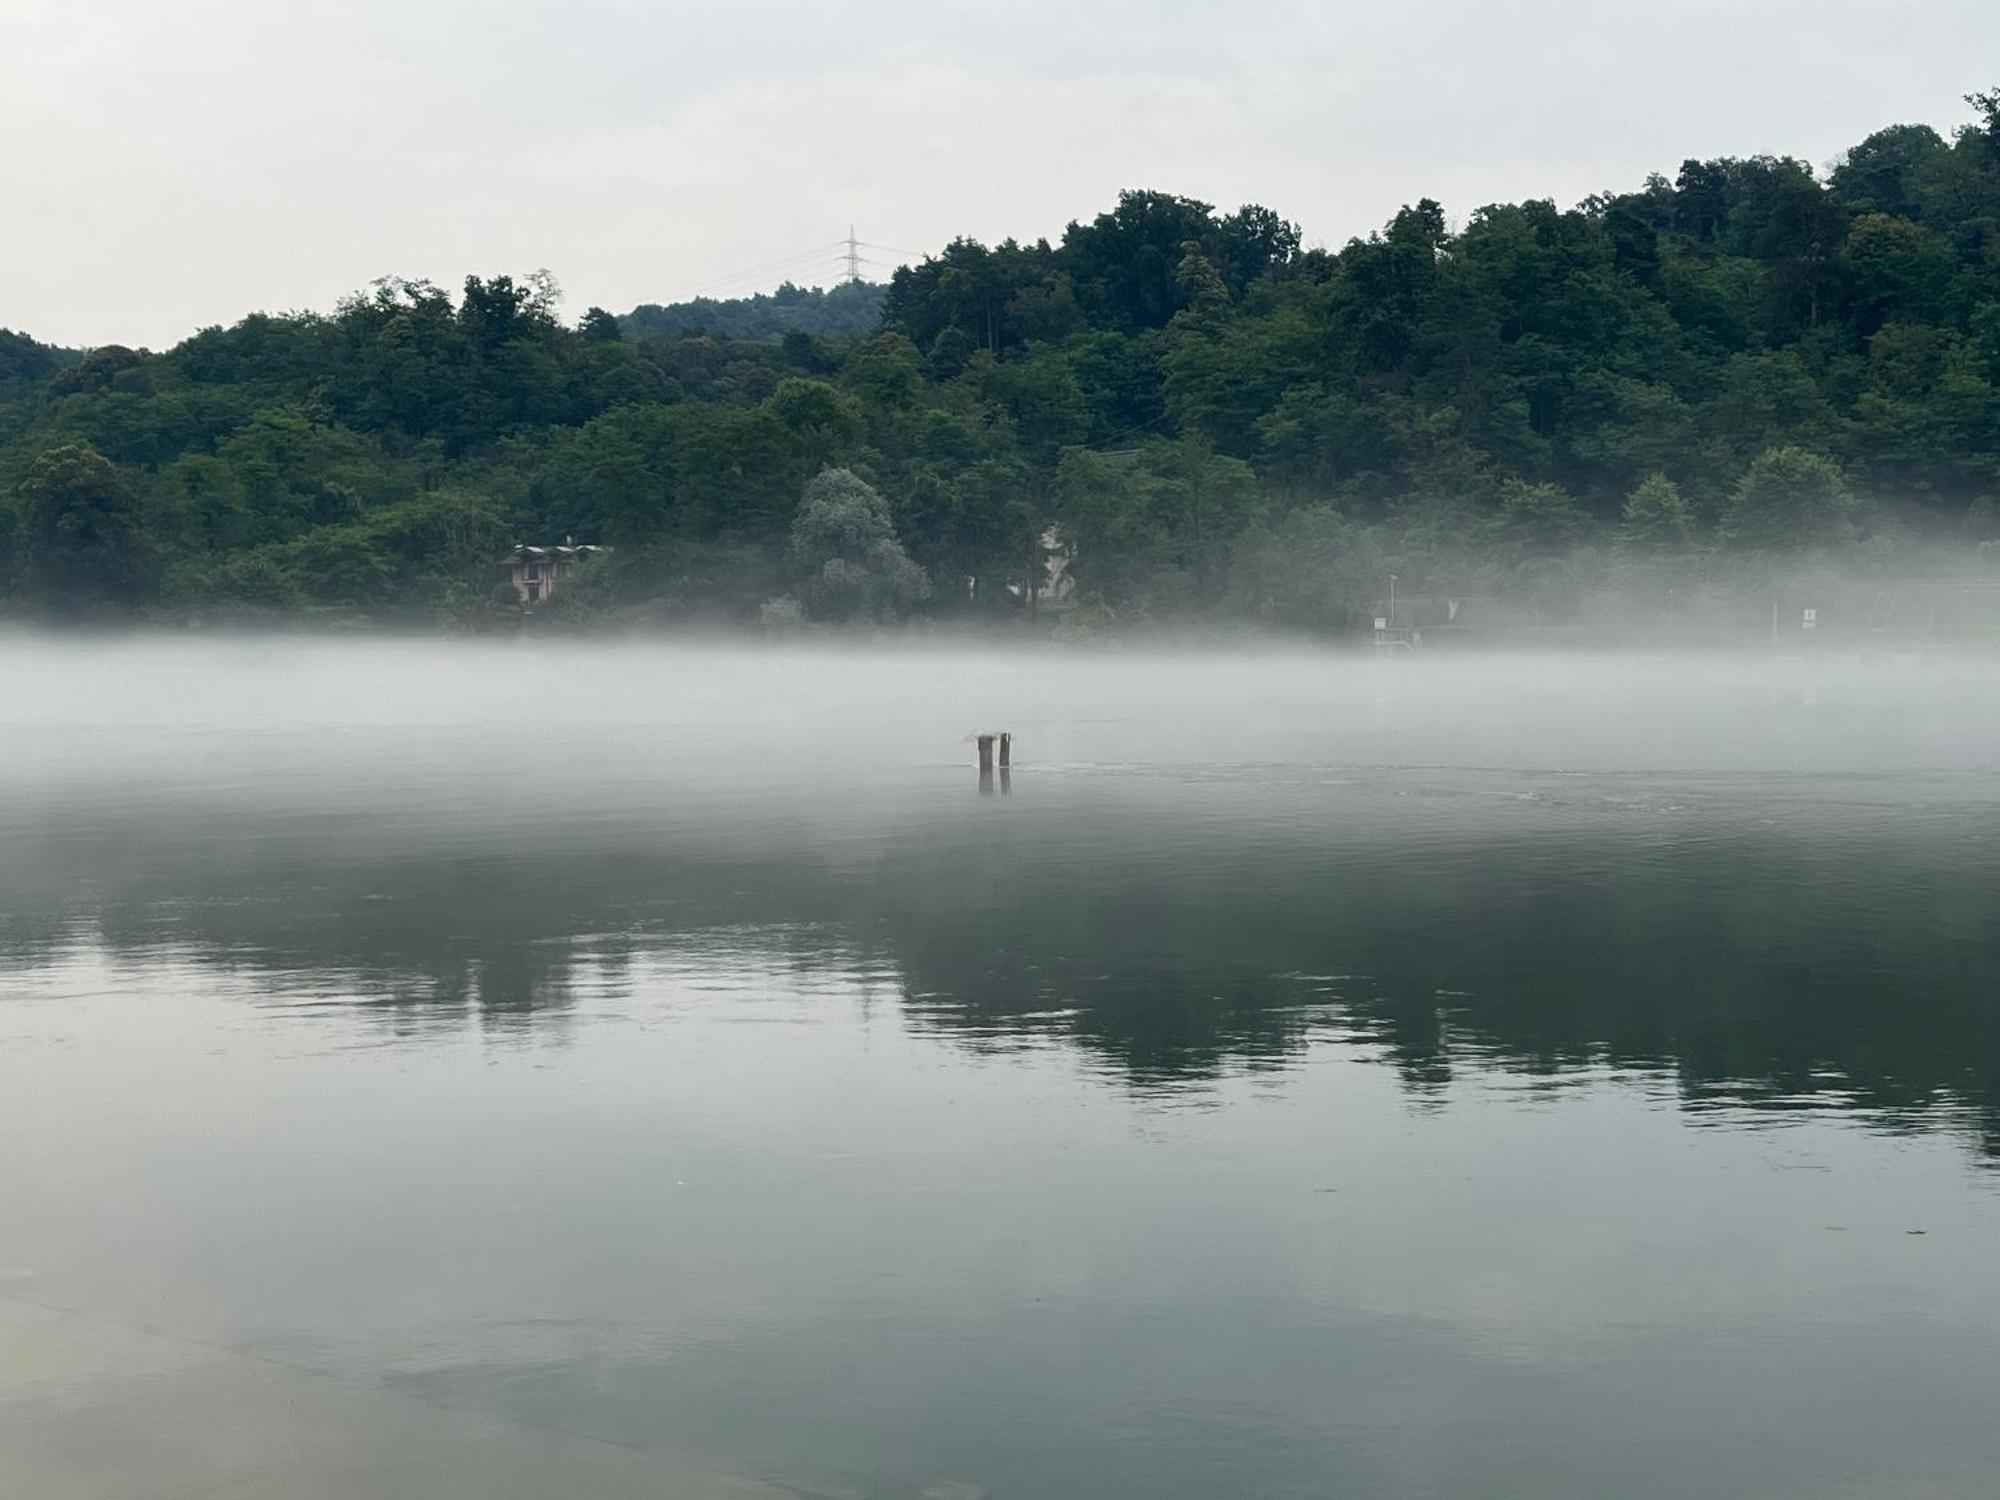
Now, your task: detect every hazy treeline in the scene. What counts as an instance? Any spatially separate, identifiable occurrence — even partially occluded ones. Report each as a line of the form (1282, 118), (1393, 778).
(620, 280), (887, 344)
(3, 89), (2000, 631)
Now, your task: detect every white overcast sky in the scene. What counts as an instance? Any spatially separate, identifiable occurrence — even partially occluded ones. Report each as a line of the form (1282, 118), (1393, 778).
(4, 0), (1997, 349)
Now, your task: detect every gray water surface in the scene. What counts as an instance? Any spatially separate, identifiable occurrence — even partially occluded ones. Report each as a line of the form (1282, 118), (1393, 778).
(4, 639), (1999, 1499)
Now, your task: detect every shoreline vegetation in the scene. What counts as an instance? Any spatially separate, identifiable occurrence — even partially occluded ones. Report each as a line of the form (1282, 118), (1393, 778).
(4, 89), (2000, 641)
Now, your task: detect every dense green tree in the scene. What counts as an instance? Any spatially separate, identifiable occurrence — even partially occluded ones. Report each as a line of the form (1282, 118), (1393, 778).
(1620, 473), (1695, 548)
(15, 444), (159, 612)
(1721, 447), (1855, 549)
(1498, 479), (1593, 554)
(1845, 213), (1962, 330)
(1054, 439), (1257, 605)
(1831, 125), (1950, 219)
(0, 329), (76, 401)
(1225, 507), (1381, 630)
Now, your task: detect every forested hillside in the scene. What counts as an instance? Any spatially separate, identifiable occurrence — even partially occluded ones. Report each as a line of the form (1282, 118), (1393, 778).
(4, 89), (2000, 630)
(621, 281), (886, 343)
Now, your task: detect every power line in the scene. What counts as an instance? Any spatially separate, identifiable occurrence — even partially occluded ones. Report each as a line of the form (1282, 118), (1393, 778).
(665, 255), (843, 302)
(659, 243), (844, 304)
(678, 257), (844, 300)
(709, 241), (845, 280)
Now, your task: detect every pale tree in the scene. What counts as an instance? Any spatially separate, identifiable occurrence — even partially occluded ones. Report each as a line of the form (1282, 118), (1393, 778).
(788, 467), (930, 622)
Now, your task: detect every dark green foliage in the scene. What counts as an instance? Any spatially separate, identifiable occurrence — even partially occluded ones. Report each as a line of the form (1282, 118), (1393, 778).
(0, 329), (81, 403)
(1721, 447), (1855, 549)
(16, 444), (159, 614)
(1225, 507), (1383, 630)
(622, 281), (886, 342)
(1620, 473), (1695, 548)
(5, 89), (2000, 629)
(1054, 439), (1258, 606)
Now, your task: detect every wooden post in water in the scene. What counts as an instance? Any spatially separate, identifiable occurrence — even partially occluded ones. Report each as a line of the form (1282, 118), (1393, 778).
(977, 731), (1013, 795)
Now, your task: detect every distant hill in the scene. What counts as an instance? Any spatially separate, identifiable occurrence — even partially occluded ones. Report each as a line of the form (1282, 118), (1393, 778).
(0, 329), (84, 401)
(620, 280), (885, 343)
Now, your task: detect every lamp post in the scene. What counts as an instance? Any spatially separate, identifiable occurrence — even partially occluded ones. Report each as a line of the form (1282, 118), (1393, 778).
(1388, 574), (1398, 628)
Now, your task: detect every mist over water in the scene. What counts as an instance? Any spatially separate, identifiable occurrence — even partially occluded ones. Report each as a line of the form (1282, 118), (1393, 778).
(6, 636), (2000, 1499)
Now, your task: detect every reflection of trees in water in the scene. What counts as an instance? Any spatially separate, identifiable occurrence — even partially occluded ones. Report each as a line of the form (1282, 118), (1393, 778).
(0, 839), (649, 1034)
(884, 821), (2000, 1159)
(4, 801), (1998, 1156)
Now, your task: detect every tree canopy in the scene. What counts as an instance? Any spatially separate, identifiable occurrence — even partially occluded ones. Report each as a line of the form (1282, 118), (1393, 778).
(5, 88), (2000, 631)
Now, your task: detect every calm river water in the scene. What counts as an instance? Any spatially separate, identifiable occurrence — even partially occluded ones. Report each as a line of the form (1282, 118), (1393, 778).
(4, 638), (2000, 1499)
